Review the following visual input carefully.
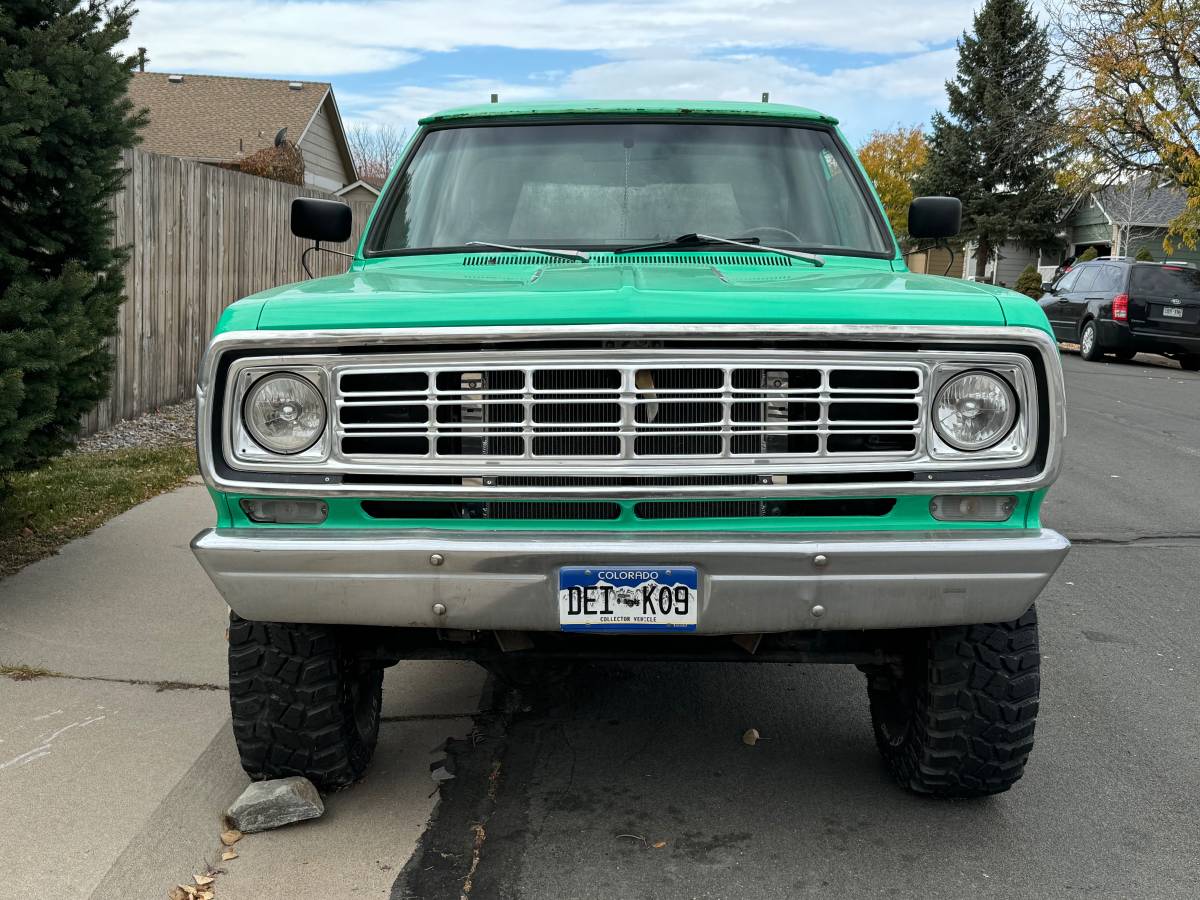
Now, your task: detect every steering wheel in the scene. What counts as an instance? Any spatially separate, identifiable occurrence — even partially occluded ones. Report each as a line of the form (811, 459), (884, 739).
(742, 226), (805, 245)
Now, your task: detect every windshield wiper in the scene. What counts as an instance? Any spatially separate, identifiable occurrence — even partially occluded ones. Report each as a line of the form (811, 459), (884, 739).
(465, 241), (590, 262)
(613, 233), (824, 267)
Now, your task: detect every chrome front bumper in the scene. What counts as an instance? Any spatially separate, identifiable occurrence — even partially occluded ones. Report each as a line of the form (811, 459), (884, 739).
(191, 528), (1070, 633)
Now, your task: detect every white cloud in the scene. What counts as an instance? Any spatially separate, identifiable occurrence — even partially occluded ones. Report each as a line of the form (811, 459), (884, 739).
(124, 0), (971, 75)
(123, 1), (965, 138)
(339, 48), (956, 140)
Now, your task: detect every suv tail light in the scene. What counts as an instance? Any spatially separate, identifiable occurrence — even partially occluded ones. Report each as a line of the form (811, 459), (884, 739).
(1112, 293), (1129, 322)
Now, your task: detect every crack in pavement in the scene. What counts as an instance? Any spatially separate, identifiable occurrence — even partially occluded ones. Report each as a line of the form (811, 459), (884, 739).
(1062, 532), (1200, 547)
(1, 668), (226, 692)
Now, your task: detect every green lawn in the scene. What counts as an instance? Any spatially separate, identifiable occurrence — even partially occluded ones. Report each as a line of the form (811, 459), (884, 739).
(0, 445), (198, 578)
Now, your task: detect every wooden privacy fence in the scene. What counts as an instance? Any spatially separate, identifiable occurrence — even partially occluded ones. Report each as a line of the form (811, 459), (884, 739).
(84, 147), (376, 434)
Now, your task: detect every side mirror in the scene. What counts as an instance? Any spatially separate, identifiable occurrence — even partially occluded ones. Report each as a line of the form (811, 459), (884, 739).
(291, 197), (352, 243)
(1041, 282), (1053, 293)
(908, 196), (961, 240)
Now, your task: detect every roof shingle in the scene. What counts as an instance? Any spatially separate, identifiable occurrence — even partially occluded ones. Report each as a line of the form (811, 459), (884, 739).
(128, 71), (331, 162)
(1097, 174), (1188, 226)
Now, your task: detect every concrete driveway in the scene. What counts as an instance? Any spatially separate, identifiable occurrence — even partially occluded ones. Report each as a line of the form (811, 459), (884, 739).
(0, 482), (485, 900)
(3, 350), (1198, 899)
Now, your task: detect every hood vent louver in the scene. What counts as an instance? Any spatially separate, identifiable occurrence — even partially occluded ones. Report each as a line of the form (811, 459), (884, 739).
(462, 253), (792, 267)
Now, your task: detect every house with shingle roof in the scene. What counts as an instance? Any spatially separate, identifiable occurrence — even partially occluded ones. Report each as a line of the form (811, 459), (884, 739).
(961, 174), (1197, 286)
(1062, 174), (1195, 262)
(128, 71), (357, 192)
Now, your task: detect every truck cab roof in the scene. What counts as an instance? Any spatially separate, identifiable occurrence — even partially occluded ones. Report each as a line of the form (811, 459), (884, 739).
(419, 99), (838, 126)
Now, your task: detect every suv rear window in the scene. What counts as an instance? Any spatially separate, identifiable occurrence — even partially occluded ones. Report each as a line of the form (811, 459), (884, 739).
(1129, 265), (1200, 299)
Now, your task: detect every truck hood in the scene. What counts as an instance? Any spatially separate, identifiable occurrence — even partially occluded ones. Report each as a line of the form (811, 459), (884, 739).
(248, 261), (1012, 331)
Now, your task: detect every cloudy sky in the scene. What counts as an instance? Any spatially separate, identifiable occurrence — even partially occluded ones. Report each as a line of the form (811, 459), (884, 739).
(121, 0), (983, 144)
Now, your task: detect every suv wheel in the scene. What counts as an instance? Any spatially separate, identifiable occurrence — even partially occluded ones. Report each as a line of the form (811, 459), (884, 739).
(228, 614), (383, 791)
(1079, 320), (1103, 361)
(864, 606), (1040, 798)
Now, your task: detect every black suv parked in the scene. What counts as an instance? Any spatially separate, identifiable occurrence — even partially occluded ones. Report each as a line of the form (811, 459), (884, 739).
(1039, 258), (1200, 369)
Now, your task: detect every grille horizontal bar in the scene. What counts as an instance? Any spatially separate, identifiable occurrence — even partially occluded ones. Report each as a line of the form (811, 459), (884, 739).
(335, 360), (925, 462)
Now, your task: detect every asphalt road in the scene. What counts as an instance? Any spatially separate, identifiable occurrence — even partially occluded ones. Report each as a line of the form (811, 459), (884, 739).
(392, 351), (1200, 900)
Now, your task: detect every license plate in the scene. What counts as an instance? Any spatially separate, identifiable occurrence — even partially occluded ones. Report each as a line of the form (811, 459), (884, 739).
(558, 566), (698, 632)
(1163, 306), (1184, 318)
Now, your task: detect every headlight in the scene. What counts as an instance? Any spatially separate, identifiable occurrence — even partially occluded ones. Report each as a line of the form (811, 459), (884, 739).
(932, 371), (1017, 451)
(243, 373), (326, 454)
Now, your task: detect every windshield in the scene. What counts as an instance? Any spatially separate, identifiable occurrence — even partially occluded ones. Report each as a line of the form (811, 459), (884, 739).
(370, 122), (893, 256)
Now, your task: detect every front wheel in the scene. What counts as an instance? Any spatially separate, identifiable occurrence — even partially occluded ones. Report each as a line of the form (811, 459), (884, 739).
(228, 614), (383, 791)
(1079, 320), (1104, 361)
(864, 606), (1040, 798)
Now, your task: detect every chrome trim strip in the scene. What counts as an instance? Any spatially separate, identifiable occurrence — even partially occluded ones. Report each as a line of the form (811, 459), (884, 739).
(191, 526), (1071, 632)
(221, 349), (1036, 474)
(196, 325), (1066, 499)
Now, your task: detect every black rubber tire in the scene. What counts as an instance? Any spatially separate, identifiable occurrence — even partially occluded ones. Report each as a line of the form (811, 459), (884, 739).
(1079, 320), (1103, 361)
(1179, 354), (1200, 372)
(865, 606), (1040, 798)
(228, 614), (383, 791)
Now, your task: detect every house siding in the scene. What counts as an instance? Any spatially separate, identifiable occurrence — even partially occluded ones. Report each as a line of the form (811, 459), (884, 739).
(337, 183), (380, 203)
(962, 241), (1039, 287)
(300, 98), (353, 189)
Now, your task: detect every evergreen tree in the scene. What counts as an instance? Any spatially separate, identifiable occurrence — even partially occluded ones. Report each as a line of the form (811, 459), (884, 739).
(1135, 246), (1154, 262)
(0, 1), (144, 476)
(917, 0), (1064, 278)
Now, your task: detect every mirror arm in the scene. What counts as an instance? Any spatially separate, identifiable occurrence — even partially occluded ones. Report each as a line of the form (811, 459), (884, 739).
(301, 241), (355, 279)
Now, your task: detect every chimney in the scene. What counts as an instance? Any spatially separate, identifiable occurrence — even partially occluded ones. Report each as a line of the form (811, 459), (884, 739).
(137, 47), (147, 72)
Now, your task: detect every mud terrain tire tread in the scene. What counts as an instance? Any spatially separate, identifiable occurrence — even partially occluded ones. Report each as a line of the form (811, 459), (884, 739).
(867, 606), (1040, 798)
(228, 614), (382, 791)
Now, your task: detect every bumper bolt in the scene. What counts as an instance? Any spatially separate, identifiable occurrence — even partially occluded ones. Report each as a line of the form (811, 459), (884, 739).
(811, 604), (826, 618)
(813, 554), (828, 568)
(432, 602), (447, 616)
(430, 553), (444, 566)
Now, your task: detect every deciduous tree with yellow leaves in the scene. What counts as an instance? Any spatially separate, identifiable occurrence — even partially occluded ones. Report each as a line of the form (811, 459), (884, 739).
(857, 126), (928, 246)
(1054, 0), (1200, 250)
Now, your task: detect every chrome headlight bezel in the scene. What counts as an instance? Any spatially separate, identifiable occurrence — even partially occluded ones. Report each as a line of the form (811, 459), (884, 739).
(230, 366), (331, 463)
(929, 368), (1020, 453)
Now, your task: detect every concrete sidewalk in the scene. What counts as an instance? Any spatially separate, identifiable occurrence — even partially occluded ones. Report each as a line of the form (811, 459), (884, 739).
(0, 483), (484, 900)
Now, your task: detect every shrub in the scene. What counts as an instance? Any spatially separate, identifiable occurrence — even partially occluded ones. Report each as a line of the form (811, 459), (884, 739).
(0, 1), (143, 478)
(1077, 246), (1099, 261)
(1015, 264), (1044, 299)
(1135, 246), (1154, 261)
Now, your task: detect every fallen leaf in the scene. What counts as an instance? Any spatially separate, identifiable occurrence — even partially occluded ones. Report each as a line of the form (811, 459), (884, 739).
(221, 849), (239, 861)
(742, 727), (760, 746)
(220, 829), (242, 846)
(194, 875), (214, 886)
(176, 886), (197, 898)
(652, 840), (667, 849)
(199, 893), (215, 900)
(168, 888), (190, 900)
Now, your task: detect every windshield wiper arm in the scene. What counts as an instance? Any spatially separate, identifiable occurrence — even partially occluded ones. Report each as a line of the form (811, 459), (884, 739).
(613, 233), (824, 266)
(465, 241), (590, 262)
(612, 233), (760, 255)
(693, 233), (824, 266)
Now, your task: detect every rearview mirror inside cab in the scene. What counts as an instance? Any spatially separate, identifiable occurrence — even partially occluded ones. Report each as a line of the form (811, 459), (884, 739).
(907, 196), (962, 240)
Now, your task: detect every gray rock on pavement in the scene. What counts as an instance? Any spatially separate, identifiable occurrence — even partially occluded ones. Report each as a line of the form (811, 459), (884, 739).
(226, 776), (325, 833)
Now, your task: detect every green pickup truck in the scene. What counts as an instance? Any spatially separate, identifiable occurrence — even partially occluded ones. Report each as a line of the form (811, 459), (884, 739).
(192, 100), (1069, 798)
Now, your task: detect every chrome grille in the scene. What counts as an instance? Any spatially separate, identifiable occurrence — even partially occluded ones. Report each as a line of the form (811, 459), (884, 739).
(334, 355), (924, 462)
